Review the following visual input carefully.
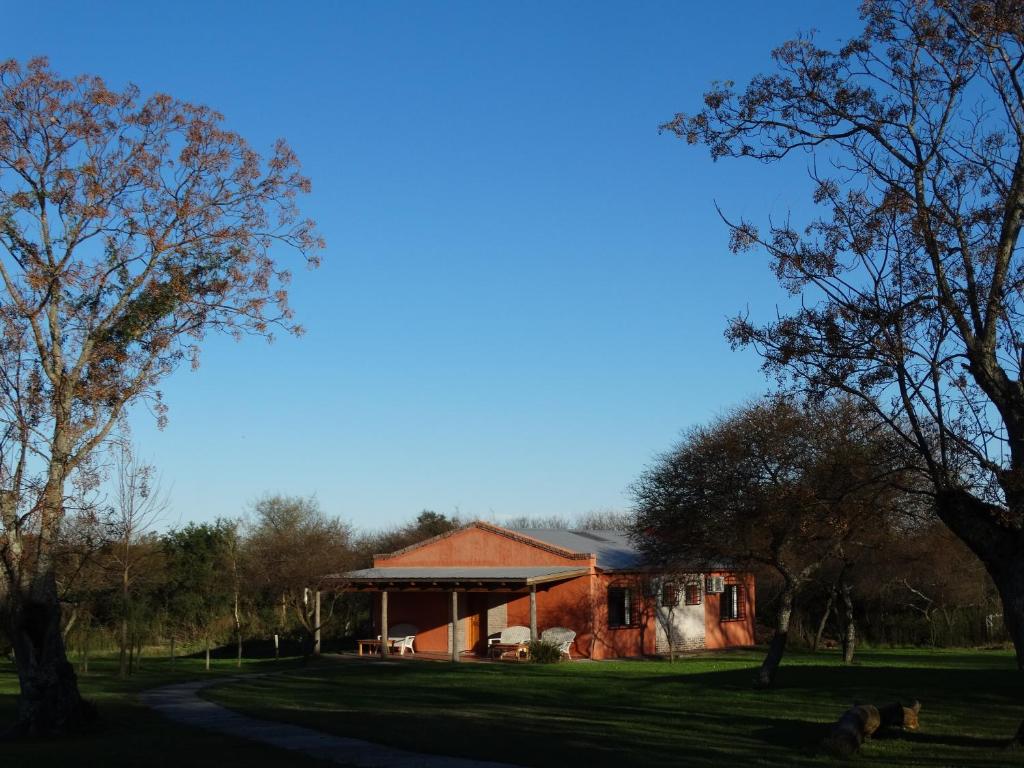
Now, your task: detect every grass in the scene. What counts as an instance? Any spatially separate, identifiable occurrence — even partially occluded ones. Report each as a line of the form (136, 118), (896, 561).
(0, 653), (331, 767)
(203, 648), (1024, 768)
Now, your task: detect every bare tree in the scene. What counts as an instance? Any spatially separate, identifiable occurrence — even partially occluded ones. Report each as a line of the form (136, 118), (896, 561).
(104, 442), (166, 678)
(662, 0), (1024, 738)
(0, 58), (321, 735)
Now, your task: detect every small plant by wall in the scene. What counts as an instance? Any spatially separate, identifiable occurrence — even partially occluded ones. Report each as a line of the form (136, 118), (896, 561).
(527, 640), (563, 664)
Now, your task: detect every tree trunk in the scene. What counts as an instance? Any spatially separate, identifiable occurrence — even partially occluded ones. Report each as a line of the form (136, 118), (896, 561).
(936, 490), (1024, 664)
(118, 551), (130, 679)
(668, 607), (675, 664)
(204, 636), (211, 671)
(6, 571), (94, 737)
(234, 589), (243, 668)
(840, 581), (855, 665)
(812, 587), (836, 652)
(169, 634), (175, 666)
(935, 490), (1024, 741)
(118, 613), (128, 677)
(755, 584), (795, 688)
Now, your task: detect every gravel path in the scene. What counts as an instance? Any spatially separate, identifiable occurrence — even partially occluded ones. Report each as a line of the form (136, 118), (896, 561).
(141, 676), (525, 768)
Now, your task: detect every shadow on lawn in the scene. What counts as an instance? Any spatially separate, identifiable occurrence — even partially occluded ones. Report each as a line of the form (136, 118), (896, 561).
(207, 655), (1024, 768)
(643, 659), (1021, 699)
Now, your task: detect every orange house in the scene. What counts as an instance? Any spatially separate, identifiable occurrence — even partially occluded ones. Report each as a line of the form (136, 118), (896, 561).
(332, 521), (755, 660)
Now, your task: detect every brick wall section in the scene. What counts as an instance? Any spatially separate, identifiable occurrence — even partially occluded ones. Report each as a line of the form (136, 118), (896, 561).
(486, 595), (508, 641)
(655, 634), (706, 653)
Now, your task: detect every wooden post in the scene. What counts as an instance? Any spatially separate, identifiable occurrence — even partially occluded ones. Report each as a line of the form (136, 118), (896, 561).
(313, 589), (321, 657)
(529, 585), (538, 642)
(450, 590), (459, 662)
(380, 591), (389, 658)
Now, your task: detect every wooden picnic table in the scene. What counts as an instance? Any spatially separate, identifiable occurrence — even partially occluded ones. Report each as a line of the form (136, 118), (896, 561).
(488, 641), (530, 661)
(357, 637), (413, 656)
(358, 638), (394, 656)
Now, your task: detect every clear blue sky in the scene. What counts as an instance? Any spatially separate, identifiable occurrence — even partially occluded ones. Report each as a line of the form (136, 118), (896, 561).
(19, 1), (862, 531)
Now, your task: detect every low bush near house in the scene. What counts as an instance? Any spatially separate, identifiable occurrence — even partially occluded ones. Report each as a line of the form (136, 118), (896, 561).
(527, 640), (563, 664)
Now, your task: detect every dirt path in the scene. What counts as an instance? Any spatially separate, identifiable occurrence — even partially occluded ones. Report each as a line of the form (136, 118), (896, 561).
(141, 676), (524, 768)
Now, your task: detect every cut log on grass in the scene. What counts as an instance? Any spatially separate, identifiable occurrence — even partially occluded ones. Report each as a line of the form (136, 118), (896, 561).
(821, 705), (880, 757)
(821, 700), (921, 757)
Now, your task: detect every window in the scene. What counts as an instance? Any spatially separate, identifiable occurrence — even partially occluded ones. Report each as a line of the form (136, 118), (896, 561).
(661, 583), (679, 607)
(684, 581), (702, 606)
(608, 586), (638, 628)
(720, 583), (746, 621)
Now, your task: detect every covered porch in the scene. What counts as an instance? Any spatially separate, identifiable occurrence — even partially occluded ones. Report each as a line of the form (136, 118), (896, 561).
(327, 566), (590, 661)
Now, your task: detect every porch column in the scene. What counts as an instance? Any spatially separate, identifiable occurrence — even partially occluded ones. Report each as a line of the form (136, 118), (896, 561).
(380, 590), (389, 658)
(450, 590), (460, 663)
(313, 589), (321, 657)
(529, 585), (538, 642)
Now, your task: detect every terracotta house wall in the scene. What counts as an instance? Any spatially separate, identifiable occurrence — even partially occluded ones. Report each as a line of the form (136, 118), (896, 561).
(373, 592), (451, 653)
(504, 577), (596, 659)
(375, 526), (589, 568)
(703, 571), (756, 649)
(588, 573), (657, 659)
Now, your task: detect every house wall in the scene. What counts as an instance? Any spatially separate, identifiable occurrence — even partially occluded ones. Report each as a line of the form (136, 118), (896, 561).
(655, 576), (706, 654)
(589, 573), (658, 659)
(375, 526), (588, 568)
(486, 594), (508, 641)
(374, 571), (755, 658)
(374, 592), (451, 653)
(377, 591), (514, 655)
(703, 571), (757, 649)
(367, 525), (754, 658)
(505, 576), (595, 658)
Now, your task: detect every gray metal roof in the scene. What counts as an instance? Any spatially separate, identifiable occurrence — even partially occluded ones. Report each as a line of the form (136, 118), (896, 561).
(328, 565), (589, 585)
(515, 529), (643, 570)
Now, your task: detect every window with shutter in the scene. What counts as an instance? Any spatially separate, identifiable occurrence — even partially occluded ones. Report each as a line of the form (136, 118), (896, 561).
(608, 586), (639, 628)
(684, 582), (702, 605)
(720, 583), (746, 621)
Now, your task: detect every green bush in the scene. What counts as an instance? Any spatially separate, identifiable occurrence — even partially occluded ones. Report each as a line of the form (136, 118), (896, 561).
(527, 640), (563, 664)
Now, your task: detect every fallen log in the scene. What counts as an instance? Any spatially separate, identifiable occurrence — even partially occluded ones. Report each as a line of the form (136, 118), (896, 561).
(821, 700), (920, 757)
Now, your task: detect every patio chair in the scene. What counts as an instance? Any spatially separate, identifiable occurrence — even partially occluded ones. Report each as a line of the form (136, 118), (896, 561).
(540, 627), (576, 660)
(385, 623), (418, 655)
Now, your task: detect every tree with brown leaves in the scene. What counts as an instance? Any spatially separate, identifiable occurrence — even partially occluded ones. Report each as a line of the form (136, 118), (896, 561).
(0, 58), (321, 735)
(664, 0), (1024, 738)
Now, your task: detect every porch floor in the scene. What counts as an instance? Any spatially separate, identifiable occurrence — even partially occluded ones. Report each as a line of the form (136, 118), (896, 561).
(340, 650), (528, 664)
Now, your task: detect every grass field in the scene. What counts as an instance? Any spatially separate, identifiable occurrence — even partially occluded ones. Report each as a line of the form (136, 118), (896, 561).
(0, 654), (330, 767)
(204, 648), (1024, 768)
(1, 648), (1022, 767)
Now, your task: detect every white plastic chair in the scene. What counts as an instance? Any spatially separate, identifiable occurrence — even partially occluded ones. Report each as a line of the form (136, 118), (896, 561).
(540, 627), (576, 659)
(385, 623), (418, 655)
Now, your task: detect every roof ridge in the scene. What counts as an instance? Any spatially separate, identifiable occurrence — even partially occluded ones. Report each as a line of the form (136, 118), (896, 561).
(374, 520), (594, 562)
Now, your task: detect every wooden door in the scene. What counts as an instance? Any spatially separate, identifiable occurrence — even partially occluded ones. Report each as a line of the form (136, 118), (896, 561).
(465, 594), (488, 654)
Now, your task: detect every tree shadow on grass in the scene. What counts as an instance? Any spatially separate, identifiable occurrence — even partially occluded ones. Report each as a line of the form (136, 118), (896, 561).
(754, 717), (833, 751)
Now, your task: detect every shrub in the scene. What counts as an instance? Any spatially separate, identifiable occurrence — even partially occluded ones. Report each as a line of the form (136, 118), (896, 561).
(527, 640), (563, 664)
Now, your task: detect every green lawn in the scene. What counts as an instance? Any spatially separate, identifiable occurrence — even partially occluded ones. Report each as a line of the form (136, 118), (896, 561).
(0, 654), (330, 768)
(204, 648), (1024, 768)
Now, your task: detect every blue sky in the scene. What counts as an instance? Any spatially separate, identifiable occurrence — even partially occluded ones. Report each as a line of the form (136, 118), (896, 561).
(19, 1), (863, 531)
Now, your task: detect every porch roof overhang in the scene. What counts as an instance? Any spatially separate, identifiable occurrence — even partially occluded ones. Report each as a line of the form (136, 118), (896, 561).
(323, 565), (591, 592)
